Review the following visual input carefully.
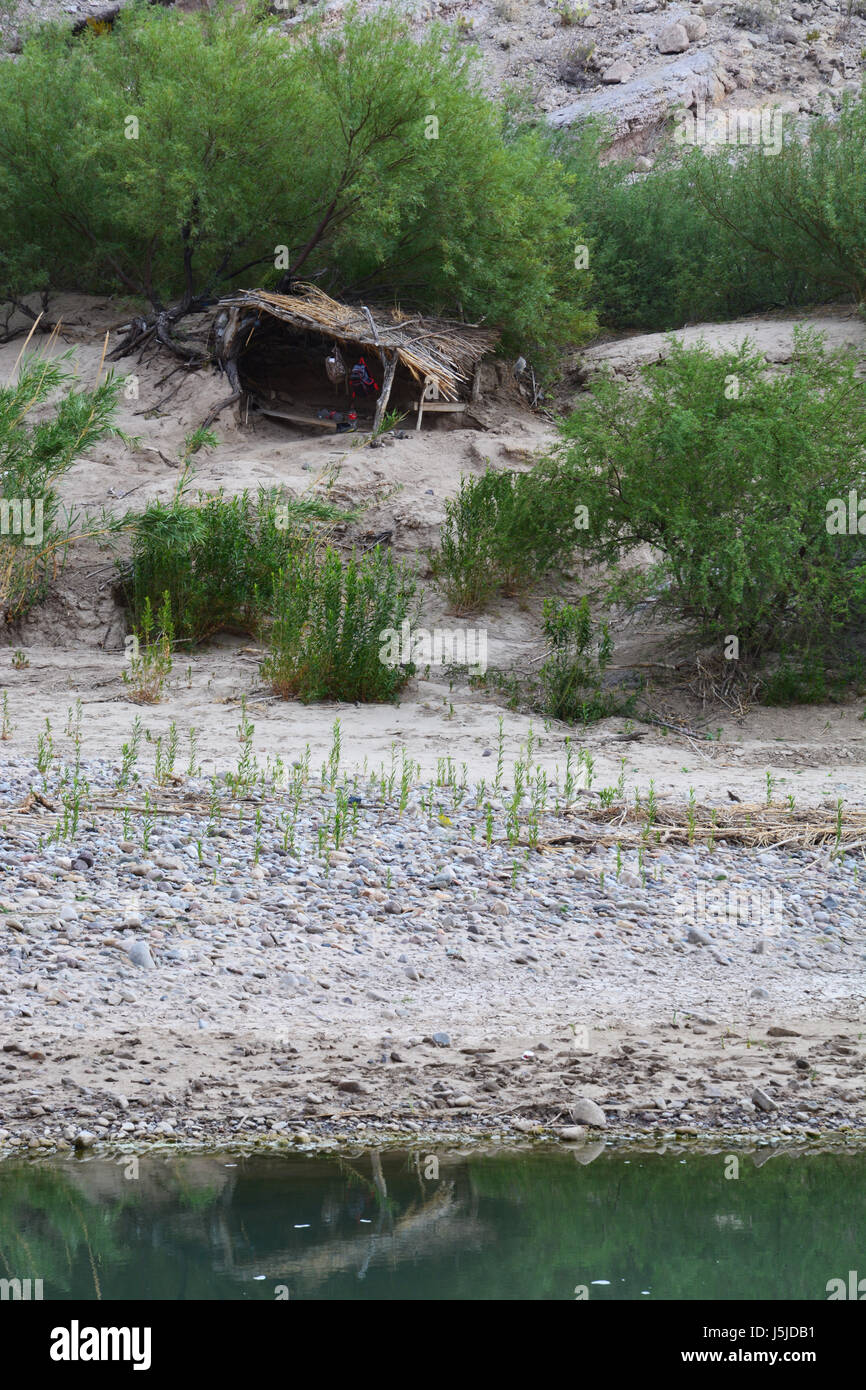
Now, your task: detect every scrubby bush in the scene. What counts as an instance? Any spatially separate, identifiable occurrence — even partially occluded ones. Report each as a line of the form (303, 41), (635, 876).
(122, 481), (346, 644)
(691, 86), (866, 309)
(429, 466), (580, 611)
(261, 543), (419, 702)
(1, 354), (123, 624)
(552, 124), (830, 332)
(539, 596), (613, 722)
(548, 331), (866, 668)
(557, 40), (598, 90)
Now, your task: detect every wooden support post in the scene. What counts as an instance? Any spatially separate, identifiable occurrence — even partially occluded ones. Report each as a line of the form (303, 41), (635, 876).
(471, 362), (482, 405)
(416, 374), (431, 431)
(372, 349), (398, 439)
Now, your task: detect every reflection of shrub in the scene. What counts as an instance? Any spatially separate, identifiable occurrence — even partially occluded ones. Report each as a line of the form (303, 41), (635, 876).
(261, 543), (419, 702)
(429, 467), (579, 612)
(539, 597), (613, 723)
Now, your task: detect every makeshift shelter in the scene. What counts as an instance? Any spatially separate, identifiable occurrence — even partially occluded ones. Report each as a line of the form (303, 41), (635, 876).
(213, 285), (499, 434)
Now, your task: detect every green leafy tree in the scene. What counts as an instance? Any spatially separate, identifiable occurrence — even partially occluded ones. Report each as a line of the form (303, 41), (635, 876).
(691, 86), (866, 309)
(551, 121), (829, 331)
(0, 1), (593, 362)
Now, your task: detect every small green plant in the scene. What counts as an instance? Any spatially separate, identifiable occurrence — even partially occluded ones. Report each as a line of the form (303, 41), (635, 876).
(122, 592), (173, 703)
(0, 690), (12, 740)
(1, 355), (125, 624)
(369, 407), (407, 443)
(687, 788), (697, 846)
(117, 715), (143, 791)
(36, 716), (54, 788)
(538, 596), (613, 723)
(226, 697), (257, 797)
(556, 0), (590, 24)
(141, 788), (154, 853)
(186, 727), (200, 778)
(11, 650), (29, 670)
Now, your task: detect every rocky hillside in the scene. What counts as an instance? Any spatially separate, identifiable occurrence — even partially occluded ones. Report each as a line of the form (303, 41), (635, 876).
(4, 0), (864, 161)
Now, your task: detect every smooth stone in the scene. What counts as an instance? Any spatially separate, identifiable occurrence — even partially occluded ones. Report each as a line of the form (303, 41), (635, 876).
(570, 1097), (606, 1128)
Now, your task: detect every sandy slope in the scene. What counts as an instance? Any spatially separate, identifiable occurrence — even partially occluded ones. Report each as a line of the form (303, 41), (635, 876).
(1, 297), (865, 1152)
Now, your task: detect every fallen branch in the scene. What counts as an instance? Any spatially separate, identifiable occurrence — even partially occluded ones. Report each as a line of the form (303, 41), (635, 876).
(200, 391), (241, 431)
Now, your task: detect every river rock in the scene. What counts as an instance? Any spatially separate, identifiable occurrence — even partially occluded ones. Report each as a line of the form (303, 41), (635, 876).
(752, 1086), (778, 1113)
(603, 60), (634, 84)
(127, 940), (155, 969)
(570, 1097), (606, 1128)
(560, 1125), (589, 1142)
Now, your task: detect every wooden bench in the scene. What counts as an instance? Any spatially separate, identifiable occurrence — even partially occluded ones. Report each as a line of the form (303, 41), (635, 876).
(255, 405), (339, 431)
(412, 399), (467, 431)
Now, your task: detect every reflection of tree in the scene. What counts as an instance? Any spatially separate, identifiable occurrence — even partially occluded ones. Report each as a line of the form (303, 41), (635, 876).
(231, 1176), (480, 1292)
(220, 1151), (486, 1291)
(0, 1164), (128, 1299)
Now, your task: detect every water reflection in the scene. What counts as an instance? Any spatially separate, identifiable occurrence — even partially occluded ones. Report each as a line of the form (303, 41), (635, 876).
(0, 1147), (863, 1300)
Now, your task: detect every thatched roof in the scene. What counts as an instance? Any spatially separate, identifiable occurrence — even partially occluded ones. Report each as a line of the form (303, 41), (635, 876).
(215, 284), (499, 401)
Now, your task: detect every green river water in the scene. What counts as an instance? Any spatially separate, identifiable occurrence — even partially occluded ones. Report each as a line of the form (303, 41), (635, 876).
(1, 1148), (863, 1300)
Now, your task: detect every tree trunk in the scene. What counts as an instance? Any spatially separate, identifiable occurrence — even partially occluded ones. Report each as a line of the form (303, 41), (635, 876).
(370, 350), (398, 442)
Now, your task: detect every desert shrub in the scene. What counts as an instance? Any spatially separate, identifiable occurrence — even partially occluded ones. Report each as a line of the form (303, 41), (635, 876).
(261, 543), (419, 702)
(732, 1), (776, 29)
(122, 482), (347, 644)
(557, 40), (599, 90)
(552, 123), (830, 331)
(429, 466), (579, 611)
(555, 1), (591, 24)
(539, 596), (613, 722)
(548, 331), (866, 667)
(691, 87), (866, 309)
(1, 354), (123, 623)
